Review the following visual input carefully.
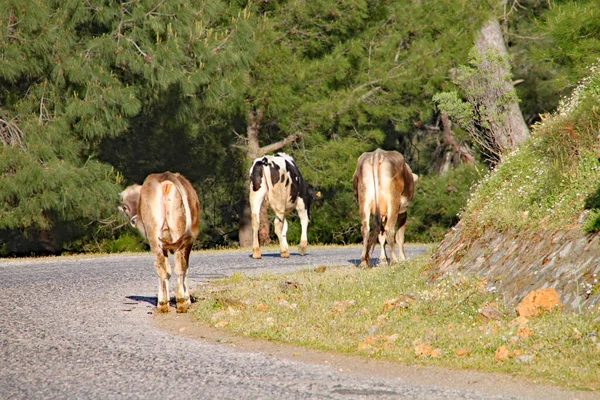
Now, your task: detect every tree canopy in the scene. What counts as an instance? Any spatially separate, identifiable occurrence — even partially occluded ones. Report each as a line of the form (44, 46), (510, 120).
(1, 0), (598, 255)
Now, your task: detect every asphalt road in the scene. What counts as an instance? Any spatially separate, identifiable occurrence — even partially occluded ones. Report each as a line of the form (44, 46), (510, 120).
(0, 246), (591, 399)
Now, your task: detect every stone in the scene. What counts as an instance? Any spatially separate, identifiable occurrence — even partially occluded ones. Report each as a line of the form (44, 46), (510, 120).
(479, 303), (503, 320)
(515, 288), (560, 317)
(414, 344), (432, 358)
(515, 354), (534, 363)
(494, 345), (510, 362)
(314, 265), (327, 273)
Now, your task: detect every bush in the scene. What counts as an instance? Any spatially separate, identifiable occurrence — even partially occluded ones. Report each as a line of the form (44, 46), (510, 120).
(407, 164), (482, 242)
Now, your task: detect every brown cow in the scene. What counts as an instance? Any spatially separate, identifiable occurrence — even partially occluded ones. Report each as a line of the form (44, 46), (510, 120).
(119, 172), (200, 313)
(353, 149), (417, 268)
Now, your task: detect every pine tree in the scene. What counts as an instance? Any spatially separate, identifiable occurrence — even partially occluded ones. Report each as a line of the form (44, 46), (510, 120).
(0, 0), (255, 254)
(232, 0), (491, 245)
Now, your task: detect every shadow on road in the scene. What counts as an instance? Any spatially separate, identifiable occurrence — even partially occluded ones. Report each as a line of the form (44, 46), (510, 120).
(126, 295), (157, 306)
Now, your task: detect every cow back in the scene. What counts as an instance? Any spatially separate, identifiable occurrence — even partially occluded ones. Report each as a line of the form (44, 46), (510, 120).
(353, 149), (416, 216)
(139, 172), (200, 249)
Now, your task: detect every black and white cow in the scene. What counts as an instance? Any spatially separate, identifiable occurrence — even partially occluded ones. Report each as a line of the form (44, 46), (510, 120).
(249, 152), (320, 259)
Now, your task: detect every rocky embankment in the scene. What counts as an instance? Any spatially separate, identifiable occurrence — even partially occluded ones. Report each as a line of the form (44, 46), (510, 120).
(431, 223), (600, 311)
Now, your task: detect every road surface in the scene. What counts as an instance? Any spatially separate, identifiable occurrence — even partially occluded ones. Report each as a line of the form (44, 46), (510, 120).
(0, 246), (592, 399)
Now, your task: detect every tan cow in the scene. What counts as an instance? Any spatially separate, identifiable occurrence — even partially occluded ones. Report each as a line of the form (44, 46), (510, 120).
(119, 172), (200, 313)
(353, 149), (417, 268)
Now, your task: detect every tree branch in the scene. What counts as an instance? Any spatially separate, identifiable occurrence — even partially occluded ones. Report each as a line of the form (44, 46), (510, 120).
(258, 132), (303, 156)
(126, 38), (147, 57)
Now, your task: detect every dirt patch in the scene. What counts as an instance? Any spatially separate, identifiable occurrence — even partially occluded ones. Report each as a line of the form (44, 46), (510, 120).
(152, 310), (596, 400)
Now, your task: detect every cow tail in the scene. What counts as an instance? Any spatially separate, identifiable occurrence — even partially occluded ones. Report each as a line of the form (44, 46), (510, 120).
(366, 152), (381, 257)
(160, 178), (194, 251)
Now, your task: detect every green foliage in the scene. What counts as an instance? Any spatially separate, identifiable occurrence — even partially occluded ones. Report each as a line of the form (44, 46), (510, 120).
(240, 0), (490, 161)
(534, 0), (600, 90)
(460, 60), (600, 234)
(0, 0), (256, 253)
(284, 136), (374, 245)
(407, 164), (483, 242)
(71, 232), (148, 254)
(507, 0), (600, 122)
(434, 47), (522, 163)
(233, 0), (492, 246)
(5, 0), (600, 254)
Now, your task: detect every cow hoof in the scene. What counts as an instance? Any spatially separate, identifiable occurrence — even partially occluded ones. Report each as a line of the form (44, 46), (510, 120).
(299, 241), (308, 255)
(252, 248), (262, 259)
(358, 261), (370, 269)
(280, 250), (290, 258)
(155, 302), (170, 313)
(176, 300), (190, 313)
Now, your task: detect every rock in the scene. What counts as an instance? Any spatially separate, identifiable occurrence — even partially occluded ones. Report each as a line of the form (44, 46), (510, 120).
(455, 348), (470, 357)
(515, 288), (561, 317)
(214, 320), (228, 328)
(382, 294), (416, 310)
(358, 336), (376, 350)
(479, 302), (503, 320)
(515, 354), (534, 363)
(517, 327), (534, 339)
(494, 345), (510, 362)
(279, 281), (300, 292)
(330, 300), (355, 314)
(314, 265), (327, 273)
(414, 344), (432, 358)
(508, 316), (529, 328)
(430, 348), (442, 358)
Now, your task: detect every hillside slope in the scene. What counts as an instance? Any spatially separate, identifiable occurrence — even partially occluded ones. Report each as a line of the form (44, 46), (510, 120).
(432, 63), (600, 311)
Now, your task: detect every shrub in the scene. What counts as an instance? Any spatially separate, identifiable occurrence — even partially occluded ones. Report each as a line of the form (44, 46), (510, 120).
(407, 164), (482, 242)
(460, 60), (600, 234)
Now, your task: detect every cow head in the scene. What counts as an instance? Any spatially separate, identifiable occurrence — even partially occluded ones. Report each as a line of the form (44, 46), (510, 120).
(118, 184), (142, 228)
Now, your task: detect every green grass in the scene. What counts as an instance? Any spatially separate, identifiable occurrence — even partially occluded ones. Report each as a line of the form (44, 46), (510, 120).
(193, 254), (600, 391)
(460, 63), (600, 236)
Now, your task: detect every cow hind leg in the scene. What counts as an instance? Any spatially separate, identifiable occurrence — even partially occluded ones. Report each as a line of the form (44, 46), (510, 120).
(174, 246), (192, 313)
(274, 213), (290, 258)
(377, 230), (388, 266)
(359, 217), (371, 268)
(153, 247), (172, 313)
(395, 213), (408, 262)
(385, 215), (399, 265)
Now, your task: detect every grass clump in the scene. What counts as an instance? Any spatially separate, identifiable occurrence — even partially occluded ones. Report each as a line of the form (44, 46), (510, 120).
(193, 255), (600, 390)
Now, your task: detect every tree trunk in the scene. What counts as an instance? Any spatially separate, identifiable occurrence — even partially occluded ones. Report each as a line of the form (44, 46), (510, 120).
(475, 18), (529, 150)
(238, 109), (263, 247)
(237, 108), (305, 247)
(435, 113), (474, 173)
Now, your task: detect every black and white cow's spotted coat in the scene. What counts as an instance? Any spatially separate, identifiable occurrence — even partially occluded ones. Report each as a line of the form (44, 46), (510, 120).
(249, 153), (320, 259)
